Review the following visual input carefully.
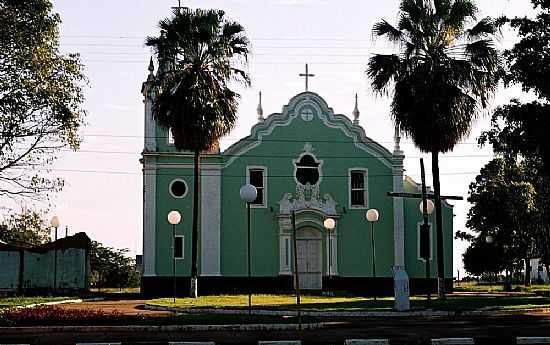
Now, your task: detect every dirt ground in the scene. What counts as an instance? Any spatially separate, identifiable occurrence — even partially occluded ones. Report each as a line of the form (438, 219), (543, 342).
(57, 299), (171, 316)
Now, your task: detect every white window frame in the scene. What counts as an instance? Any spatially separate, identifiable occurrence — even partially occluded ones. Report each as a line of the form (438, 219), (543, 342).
(279, 234), (292, 275)
(348, 168), (369, 209)
(174, 235), (184, 260)
(169, 179), (188, 199)
(417, 222), (433, 262)
(246, 166), (267, 208)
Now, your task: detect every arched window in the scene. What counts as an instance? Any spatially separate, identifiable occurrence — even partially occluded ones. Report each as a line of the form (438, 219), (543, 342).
(295, 154), (320, 185)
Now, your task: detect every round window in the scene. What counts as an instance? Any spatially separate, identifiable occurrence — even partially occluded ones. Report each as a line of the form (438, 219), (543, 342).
(169, 179), (188, 198)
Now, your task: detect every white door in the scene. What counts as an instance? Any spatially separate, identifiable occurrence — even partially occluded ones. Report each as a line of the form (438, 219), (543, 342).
(296, 229), (322, 290)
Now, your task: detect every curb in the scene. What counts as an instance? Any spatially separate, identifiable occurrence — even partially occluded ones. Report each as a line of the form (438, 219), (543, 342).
(0, 322), (325, 334)
(16, 297), (105, 309)
(144, 304), (550, 318)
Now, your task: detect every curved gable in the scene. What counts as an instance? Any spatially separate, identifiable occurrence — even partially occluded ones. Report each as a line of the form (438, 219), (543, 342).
(223, 92), (395, 168)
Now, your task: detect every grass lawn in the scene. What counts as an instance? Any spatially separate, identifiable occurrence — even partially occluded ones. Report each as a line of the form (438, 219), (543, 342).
(455, 282), (550, 295)
(150, 293), (550, 312)
(0, 296), (75, 309)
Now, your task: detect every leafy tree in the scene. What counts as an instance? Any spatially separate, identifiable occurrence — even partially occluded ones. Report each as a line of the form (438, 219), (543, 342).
(479, 0), (550, 273)
(0, 208), (50, 245)
(465, 158), (537, 287)
(0, 0), (86, 200)
(89, 241), (140, 290)
(367, 0), (501, 297)
(145, 8), (250, 297)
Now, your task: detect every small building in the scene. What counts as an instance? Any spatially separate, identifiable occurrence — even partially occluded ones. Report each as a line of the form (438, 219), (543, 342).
(0, 232), (91, 294)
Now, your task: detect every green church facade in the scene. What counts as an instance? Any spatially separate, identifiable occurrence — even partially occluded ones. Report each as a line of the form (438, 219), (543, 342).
(141, 69), (454, 296)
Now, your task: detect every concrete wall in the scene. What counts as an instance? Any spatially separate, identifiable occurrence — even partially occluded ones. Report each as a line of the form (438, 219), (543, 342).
(0, 234), (90, 293)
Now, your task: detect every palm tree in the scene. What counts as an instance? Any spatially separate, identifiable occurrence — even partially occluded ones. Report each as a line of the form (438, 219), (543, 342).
(367, 0), (500, 298)
(146, 8), (250, 298)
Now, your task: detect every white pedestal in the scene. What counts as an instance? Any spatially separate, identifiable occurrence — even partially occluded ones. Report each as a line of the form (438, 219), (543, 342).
(393, 266), (410, 311)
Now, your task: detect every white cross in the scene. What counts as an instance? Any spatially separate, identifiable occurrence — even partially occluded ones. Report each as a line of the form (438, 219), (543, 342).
(301, 109), (314, 121)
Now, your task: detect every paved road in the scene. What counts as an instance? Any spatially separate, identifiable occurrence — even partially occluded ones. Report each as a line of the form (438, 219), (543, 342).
(2, 313), (550, 345)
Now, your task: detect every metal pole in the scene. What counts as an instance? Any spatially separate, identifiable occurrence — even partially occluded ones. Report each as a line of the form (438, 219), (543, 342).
(328, 230), (332, 293)
(53, 226), (58, 294)
(291, 210), (302, 330)
(173, 223), (176, 304)
(420, 158), (431, 307)
(371, 221), (376, 301)
(247, 202), (252, 317)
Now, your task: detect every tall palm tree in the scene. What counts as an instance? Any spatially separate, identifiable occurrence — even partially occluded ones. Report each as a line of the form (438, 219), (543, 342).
(367, 0), (500, 298)
(146, 8), (250, 298)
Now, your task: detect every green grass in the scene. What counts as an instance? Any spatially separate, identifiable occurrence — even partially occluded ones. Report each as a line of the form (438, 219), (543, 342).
(149, 293), (550, 312)
(454, 282), (550, 295)
(0, 296), (75, 309)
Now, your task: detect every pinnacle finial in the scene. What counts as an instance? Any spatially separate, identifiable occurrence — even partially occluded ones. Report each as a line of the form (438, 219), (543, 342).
(257, 91), (264, 121)
(148, 57), (154, 74)
(394, 125), (402, 154)
(352, 93), (360, 125)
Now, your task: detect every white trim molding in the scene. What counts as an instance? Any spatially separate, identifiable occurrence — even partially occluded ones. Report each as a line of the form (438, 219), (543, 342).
(143, 165), (157, 276)
(200, 167), (222, 276)
(348, 167), (369, 210)
(246, 165), (268, 209)
(169, 178), (188, 199)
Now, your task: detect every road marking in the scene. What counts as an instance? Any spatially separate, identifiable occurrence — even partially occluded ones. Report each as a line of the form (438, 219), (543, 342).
(345, 340), (390, 345)
(517, 337), (550, 344)
(258, 342), (301, 345)
(431, 339), (474, 345)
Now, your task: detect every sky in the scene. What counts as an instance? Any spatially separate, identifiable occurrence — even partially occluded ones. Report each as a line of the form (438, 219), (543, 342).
(7, 0), (537, 276)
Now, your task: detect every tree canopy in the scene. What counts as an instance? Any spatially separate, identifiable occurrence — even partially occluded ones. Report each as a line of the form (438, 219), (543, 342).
(0, 0), (86, 200)
(0, 208), (51, 245)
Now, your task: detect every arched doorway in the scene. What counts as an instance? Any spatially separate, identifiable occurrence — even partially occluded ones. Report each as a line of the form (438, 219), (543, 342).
(296, 227), (322, 290)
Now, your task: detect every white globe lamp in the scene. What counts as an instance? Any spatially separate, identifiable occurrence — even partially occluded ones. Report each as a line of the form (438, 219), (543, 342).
(240, 184), (258, 203)
(366, 208), (380, 222)
(167, 210), (181, 225)
(419, 199), (435, 215)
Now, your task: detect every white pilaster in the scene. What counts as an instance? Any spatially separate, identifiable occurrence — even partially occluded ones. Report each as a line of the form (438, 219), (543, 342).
(200, 166), (222, 276)
(143, 163), (157, 276)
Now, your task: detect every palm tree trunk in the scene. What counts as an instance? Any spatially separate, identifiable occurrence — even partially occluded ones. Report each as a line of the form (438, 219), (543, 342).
(431, 151), (446, 298)
(190, 148), (200, 298)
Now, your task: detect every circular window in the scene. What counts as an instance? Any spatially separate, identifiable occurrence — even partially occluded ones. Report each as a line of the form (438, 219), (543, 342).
(169, 179), (188, 198)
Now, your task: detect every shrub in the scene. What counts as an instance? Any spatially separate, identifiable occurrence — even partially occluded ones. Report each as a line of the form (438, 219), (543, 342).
(0, 305), (141, 326)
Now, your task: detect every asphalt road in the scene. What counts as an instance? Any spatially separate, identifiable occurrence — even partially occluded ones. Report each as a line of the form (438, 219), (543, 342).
(2, 313), (550, 345)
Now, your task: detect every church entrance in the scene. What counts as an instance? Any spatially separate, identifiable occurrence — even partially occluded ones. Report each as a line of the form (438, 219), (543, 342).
(296, 228), (322, 290)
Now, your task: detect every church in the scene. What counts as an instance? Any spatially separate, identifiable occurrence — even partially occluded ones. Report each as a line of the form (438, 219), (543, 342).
(140, 64), (454, 297)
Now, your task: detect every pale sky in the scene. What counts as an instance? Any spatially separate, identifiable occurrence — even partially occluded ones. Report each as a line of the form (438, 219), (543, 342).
(6, 0), (536, 276)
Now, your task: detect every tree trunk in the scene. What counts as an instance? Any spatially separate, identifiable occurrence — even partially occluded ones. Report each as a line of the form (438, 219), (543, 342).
(525, 258), (531, 287)
(190, 149), (200, 298)
(545, 263), (550, 284)
(431, 151), (446, 298)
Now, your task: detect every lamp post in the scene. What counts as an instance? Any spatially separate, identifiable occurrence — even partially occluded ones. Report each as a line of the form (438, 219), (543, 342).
(419, 199), (435, 306)
(168, 210), (182, 304)
(50, 216), (60, 294)
(323, 218), (336, 293)
(240, 183), (257, 317)
(366, 209), (379, 300)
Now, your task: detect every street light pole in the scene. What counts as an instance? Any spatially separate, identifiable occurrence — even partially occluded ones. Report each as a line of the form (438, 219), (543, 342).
(366, 209), (379, 300)
(168, 210), (182, 304)
(323, 218), (336, 294)
(50, 216), (60, 294)
(240, 184), (258, 318)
